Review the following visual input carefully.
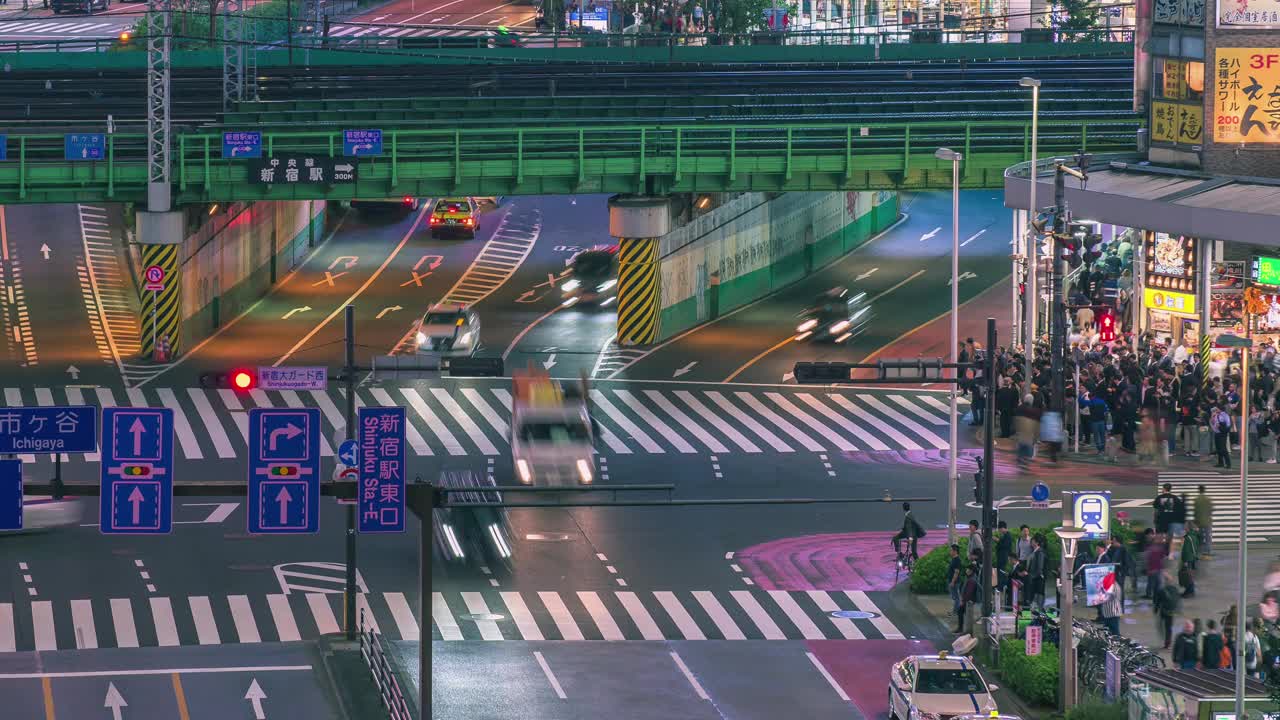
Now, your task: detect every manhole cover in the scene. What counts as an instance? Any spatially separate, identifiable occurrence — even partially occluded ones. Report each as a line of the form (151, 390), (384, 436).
(525, 533), (571, 542)
(830, 610), (880, 620)
(461, 613), (506, 623)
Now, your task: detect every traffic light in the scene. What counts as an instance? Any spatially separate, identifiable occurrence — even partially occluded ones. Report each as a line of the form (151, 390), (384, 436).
(121, 465), (152, 477)
(1097, 306), (1117, 342)
(269, 465), (299, 477)
(199, 368), (256, 391)
(118, 31), (131, 44)
(1083, 232), (1104, 265)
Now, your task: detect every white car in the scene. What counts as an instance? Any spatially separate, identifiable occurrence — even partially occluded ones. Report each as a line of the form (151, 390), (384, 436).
(889, 652), (998, 720)
(415, 304), (480, 357)
(0, 497), (83, 534)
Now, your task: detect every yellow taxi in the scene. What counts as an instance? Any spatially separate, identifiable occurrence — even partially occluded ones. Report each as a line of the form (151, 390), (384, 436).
(429, 197), (479, 239)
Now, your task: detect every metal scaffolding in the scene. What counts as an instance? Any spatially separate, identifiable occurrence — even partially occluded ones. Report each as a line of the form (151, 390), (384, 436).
(222, 0), (245, 111)
(146, 0), (173, 212)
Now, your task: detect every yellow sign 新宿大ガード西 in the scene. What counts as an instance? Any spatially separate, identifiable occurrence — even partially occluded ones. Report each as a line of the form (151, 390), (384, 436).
(1215, 48), (1280, 143)
(1144, 288), (1198, 315)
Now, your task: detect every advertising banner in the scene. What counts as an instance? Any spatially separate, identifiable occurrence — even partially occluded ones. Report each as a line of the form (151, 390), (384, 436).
(1152, 101), (1204, 144)
(1218, 0), (1280, 27)
(1084, 563), (1119, 607)
(1214, 49), (1280, 142)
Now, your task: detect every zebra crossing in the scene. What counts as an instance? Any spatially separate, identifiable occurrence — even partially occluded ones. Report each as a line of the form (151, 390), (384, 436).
(0, 382), (965, 464)
(0, 587), (906, 651)
(0, 18), (130, 37)
(1158, 470), (1280, 543)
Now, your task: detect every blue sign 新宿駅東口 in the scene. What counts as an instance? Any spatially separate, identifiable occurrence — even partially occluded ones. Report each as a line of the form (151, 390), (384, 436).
(0, 406), (98, 454)
(222, 131), (262, 159)
(342, 129), (382, 157)
(358, 407), (406, 533)
(64, 133), (106, 161)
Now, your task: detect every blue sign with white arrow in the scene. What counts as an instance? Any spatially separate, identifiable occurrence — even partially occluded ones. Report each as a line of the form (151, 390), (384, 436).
(248, 408), (321, 534)
(0, 460), (20, 531)
(100, 408), (174, 534)
(64, 133), (106, 161)
(0, 406), (97, 454)
(357, 406), (406, 534)
(1031, 482), (1050, 503)
(342, 129), (382, 157)
(338, 439), (359, 467)
(222, 131), (262, 159)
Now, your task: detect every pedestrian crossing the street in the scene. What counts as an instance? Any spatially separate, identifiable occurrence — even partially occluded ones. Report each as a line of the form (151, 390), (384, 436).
(0, 587), (906, 651)
(1158, 471), (1280, 543)
(0, 382), (964, 464)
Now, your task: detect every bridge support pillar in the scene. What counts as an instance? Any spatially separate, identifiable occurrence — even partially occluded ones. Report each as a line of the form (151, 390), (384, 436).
(609, 196), (670, 347)
(137, 210), (184, 360)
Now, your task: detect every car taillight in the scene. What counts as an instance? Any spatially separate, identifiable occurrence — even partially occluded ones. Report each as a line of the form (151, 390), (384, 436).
(464, 218), (474, 226)
(403, 196), (414, 205)
(430, 216), (440, 224)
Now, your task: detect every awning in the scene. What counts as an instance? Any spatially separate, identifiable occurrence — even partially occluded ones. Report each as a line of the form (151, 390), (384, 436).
(1132, 666), (1270, 701)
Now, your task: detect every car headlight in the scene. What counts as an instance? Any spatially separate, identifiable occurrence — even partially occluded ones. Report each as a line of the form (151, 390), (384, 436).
(910, 709), (940, 720)
(562, 279), (581, 292)
(416, 331), (427, 346)
(797, 319), (818, 332)
(457, 331), (473, 346)
(442, 523), (465, 559)
(576, 458), (593, 484)
(487, 523), (512, 558)
(597, 279), (617, 292)
(830, 320), (850, 334)
(516, 459), (532, 484)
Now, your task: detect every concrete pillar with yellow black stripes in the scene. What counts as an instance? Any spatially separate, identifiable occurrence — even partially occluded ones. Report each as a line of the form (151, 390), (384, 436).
(136, 210), (185, 360)
(609, 196), (670, 347)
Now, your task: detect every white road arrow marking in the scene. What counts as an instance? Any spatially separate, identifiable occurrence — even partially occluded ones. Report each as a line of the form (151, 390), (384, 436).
(947, 272), (979, 286)
(515, 290), (543, 303)
(542, 353), (557, 370)
(245, 678), (267, 720)
(960, 229), (986, 247)
(855, 267), (878, 281)
(919, 227), (941, 242)
(39, 243), (51, 260)
(282, 306), (311, 320)
(783, 371), (796, 382)
(673, 361), (697, 378)
(66, 365), (80, 380)
(376, 305), (403, 319)
(104, 682), (127, 720)
(328, 256), (358, 271)
(413, 255), (443, 271)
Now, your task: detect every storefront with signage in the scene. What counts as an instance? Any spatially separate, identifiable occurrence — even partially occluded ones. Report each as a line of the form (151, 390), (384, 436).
(1142, 231), (1201, 349)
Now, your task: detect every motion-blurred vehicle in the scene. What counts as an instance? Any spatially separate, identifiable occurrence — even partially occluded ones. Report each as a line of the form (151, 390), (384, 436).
(351, 196), (420, 215)
(0, 497), (82, 534)
(415, 304), (480, 359)
(433, 470), (513, 567)
(492, 26), (523, 47)
(429, 197), (479, 239)
(561, 246), (618, 306)
(889, 652), (999, 720)
(795, 286), (872, 343)
(511, 369), (596, 486)
(51, 0), (108, 13)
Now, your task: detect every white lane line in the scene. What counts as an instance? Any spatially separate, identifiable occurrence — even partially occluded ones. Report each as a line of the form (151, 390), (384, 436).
(150, 597), (180, 647)
(807, 651), (852, 702)
(383, 592), (420, 641)
(71, 599), (98, 649)
(157, 388), (203, 459)
(0, 603), (13, 652)
(653, 592), (705, 640)
(110, 599), (139, 648)
(400, 388), (462, 455)
(534, 651), (567, 700)
(461, 592), (503, 641)
(186, 389), (236, 458)
(795, 393), (889, 451)
(859, 395), (949, 450)
(961, 228), (987, 247)
(431, 388), (499, 455)
(461, 388), (509, 438)
(807, 591), (864, 639)
(267, 594), (302, 642)
(537, 592), (585, 640)
(692, 591), (746, 640)
(761, 392), (852, 451)
(228, 595), (262, 643)
(613, 390), (696, 453)
(432, 593), (464, 640)
(368, 387), (432, 456)
(218, 389), (250, 441)
(729, 590), (786, 640)
(673, 390), (760, 452)
(616, 592), (663, 640)
(576, 591), (624, 641)
(32, 601), (57, 650)
(845, 590), (903, 639)
(499, 592), (544, 641)
(670, 651), (711, 700)
(306, 594), (341, 637)
(704, 391), (792, 452)
(188, 596), (221, 645)
(590, 390), (663, 453)
(642, 390), (729, 453)
(829, 395), (921, 450)
(767, 591), (825, 640)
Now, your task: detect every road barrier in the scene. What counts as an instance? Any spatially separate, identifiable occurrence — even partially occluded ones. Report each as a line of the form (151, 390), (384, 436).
(359, 608), (413, 720)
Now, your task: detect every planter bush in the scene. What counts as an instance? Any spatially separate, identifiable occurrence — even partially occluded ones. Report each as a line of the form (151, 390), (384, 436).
(1067, 695), (1127, 720)
(998, 637), (1059, 707)
(909, 538), (970, 594)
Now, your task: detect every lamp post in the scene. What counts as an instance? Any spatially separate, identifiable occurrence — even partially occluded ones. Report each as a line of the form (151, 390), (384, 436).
(1217, 332), (1251, 720)
(1054, 524), (1085, 712)
(936, 147), (962, 546)
(1019, 76), (1041, 394)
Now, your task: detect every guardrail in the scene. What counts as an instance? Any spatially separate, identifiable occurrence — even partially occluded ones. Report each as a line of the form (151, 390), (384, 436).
(359, 608), (412, 720)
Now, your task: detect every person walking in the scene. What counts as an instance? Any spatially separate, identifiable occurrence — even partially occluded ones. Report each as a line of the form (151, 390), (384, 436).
(967, 520), (984, 558)
(1180, 522), (1199, 598)
(1100, 572), (1123, 636)
(1202, 620), (1226, 669)
(1028, 534), (1047, 608)
(1173, 620), (1199, 669)
(959, 565), (980, 635)
(1144, 532), (1165, 599)
(1194, 485), (1214, 558)
(996, 377), (1019, 438)
(1212, 405), (1233, 468)
(1156, 572), (1181, 649)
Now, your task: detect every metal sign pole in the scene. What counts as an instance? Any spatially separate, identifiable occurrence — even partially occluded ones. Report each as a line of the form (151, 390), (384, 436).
(151, 289), (158, 358)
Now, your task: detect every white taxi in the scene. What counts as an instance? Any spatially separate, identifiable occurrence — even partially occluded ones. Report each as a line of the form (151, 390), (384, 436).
(888, 652), (998, 720)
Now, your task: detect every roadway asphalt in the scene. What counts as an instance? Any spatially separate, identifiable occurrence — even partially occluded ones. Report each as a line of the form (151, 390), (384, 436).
(338, 0), (537, 38)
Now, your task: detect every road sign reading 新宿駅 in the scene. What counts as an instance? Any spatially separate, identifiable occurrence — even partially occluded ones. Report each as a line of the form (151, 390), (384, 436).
(100, 408), (174, 535)
(64, 134), (106, 161)
(0, 460), (20, 531)
(257, 366), (328, 391)
(248, 408), (321, 534)
(0, 406), (97, 453)
(358, 407), (406, 534)
(343, 129), (382, 157)
(222, 131), (262, 159)
(249, 157), (357, 185)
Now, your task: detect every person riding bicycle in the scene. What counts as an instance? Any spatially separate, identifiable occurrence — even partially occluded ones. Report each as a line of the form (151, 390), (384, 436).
(893, 502), (927, 561)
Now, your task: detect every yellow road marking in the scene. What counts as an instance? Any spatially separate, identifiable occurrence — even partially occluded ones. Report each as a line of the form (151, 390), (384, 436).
(172, 673), (192, 720)
(42, 676), (56, 720)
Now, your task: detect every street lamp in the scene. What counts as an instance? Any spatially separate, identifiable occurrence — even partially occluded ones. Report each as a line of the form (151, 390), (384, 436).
(936, 146), (962, 545)
(1054, 525), (1085, 712)
(1019, 76), (1041, 394)
(1217, 332), (1251, 720)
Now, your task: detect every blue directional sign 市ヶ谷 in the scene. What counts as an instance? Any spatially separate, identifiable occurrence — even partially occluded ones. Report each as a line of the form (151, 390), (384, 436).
(342, 129), (382, 157)
(64, 133), (106, 161)
(100, 408), (174, 535)
(357, 407), (406, 534)
(0, 460), (20, 531)
(248, 408), (321, 534)
(222, 131), (262, 159)
(338, 439), (358, 468)
(0, 406), (97, 454)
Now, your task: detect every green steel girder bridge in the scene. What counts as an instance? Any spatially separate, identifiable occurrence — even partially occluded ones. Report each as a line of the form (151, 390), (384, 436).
(0, 119), (1138, 204)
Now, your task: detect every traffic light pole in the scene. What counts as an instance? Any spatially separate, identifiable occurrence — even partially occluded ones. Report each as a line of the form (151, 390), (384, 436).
(1050, 165), (1068, 414)
(344, 305), (358, 641)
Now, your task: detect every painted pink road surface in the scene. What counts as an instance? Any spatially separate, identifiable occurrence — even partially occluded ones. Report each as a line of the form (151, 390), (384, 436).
(808, 639), (933, 719)
(738, 532), (947, 591)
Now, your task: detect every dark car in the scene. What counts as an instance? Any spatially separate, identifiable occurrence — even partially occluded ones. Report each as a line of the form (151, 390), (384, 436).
(51, 0), (109, 13)
(432, 470), (513, 568)
(561, 247), (618, 305)
(794, 286), (873, 343)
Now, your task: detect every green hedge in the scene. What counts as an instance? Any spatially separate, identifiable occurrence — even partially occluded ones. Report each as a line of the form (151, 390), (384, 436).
(998, 638), (1059, 707)
(120, 0), (305, 51)
(1067, 695), (1127, 720)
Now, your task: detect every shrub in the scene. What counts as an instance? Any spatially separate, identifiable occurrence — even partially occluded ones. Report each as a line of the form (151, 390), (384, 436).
(998, 637), (1059, 707)
(1067, 694), (1127, 720)
(909, 538), (969, 594)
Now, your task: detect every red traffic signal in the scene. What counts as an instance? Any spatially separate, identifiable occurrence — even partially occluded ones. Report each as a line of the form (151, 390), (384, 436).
(199, 369), (257, 391)
(1097, 307), (1117, 342)
(232, 370), (255, 390)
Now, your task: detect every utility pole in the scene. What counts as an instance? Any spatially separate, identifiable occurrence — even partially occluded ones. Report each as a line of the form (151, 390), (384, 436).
(344, 305), (358, 641)
(979, 317), (997, 624)
(1050, 165), (1068, 414)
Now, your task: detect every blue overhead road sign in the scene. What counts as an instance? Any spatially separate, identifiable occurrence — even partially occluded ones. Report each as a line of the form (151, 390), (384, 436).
(343, 129), (382, 157)
(0, 135), (7, 162)
(64, 133), (106, 161)
(100, 408), (174, 534)
(0, 406), (97, 454)
(248, 408), (321, 534)
(0, 460), (20, 531)
(222, 131), (262, 159)
(358, 407), (406, 534)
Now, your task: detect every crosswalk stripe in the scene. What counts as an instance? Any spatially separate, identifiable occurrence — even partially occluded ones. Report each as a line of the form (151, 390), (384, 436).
(795, 393), (889, 451)
(356, 593), (381, 636)
(150, 597), (180, 647)
(461, 388), (509, 438)
(830, 394), (922, 450)
(616, 592), (663, 640)
(32, 601), (56, 650)
(186, 388), (236, 458)
(431, 388), (499, 455)
(228, 595), (261, 643)
(498, 592), (544, 640)
(890, 394), (948, 424)
(368, 387), (432, 456)
(591, 390), (664, 453)
(859, 395), (948, 450)
(613, 390), (697, 453)
(538, 591), (585, 640)
(432, 592), (464, 640)
(693, 591), (746, 640)
(764, 393), (854, 452)
(731, 590), (787, 639)
(308, 389), (346, 433)
(158, 388), (203, 460)
(384, 592), (420, 640)
(65, 387), (100, 462)
(806, 590), (864, 639)
(126, 388), (147, 406)
(4, 389), (36, 464)
(188, 596), (220, 645)
(307, 593), (341, 636)
(267, 594), (301, 641)
(401, 388), (464, 455)
(0, 603), (14, 652)
(654, 591), (705, 640)
(111, 598), (139, 648)
(577, 591), (625, 641)
(845, 590), (903, 639)
(461, 592), (503, 641)
(673, 390), (761, 452)
(918, 395), (953, 413)
(280, 390), (335, 457)
(71, 599), (98, 649)
(705, 391), (792, 452)
(767, 590), (824, 640)
(643, 389), (729, 453)
(33, 388), (70, 462)
(218, 389), (250, 440)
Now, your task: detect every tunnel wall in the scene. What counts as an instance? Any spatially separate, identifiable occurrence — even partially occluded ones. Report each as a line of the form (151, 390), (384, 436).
(178, 201), (325, 350)
(656, 191), (898, 341)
